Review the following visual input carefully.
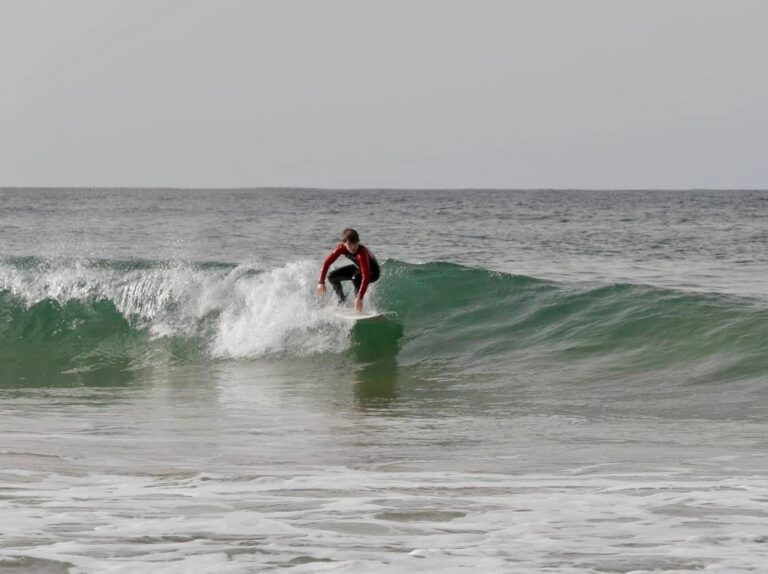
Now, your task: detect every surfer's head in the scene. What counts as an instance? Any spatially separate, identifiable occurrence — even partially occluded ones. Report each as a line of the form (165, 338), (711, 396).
(342, 228), (360, 253)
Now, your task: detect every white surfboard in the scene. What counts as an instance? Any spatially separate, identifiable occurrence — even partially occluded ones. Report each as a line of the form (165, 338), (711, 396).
(333, 308), (393, 322)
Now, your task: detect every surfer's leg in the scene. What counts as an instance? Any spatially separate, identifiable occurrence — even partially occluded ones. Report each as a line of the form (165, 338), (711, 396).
(352, 267), (379, 296)
(328, 265), (357, 302)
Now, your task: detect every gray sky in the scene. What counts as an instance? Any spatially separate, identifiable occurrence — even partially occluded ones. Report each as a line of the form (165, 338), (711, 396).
(1, 0), (766, 189)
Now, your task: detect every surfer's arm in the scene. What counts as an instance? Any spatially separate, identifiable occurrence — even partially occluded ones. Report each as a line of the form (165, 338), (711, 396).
(318, 244), (345, 284)
(356, 249), (371, 301)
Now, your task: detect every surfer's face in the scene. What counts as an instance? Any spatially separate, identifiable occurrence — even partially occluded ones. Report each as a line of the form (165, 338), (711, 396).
(344, 240), (359, 253)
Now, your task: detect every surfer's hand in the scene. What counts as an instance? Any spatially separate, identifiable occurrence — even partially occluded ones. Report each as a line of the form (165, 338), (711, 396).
(355, 297), (364, 312)
(317, 283), (326, 296)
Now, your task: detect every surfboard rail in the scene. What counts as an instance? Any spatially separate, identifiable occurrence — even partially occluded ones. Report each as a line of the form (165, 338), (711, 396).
(332, 308), (394, 322)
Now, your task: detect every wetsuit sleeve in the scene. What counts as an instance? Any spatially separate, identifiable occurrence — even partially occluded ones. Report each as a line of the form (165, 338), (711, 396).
(318, 244), (345, 283)
(357, 247), (371, 299)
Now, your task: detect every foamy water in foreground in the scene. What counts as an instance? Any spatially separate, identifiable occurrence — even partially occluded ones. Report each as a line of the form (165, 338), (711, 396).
(4, 466), (768, 573)
(3, 362), (768, 573)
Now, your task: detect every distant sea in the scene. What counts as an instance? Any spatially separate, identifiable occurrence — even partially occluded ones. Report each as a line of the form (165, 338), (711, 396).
(1, 188), (767, 573)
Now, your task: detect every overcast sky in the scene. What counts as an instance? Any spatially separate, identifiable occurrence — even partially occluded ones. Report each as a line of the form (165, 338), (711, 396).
(1, 0), (766, 189)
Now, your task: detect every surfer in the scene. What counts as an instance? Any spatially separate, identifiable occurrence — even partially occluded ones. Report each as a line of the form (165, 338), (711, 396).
(317, 228), (380, 312)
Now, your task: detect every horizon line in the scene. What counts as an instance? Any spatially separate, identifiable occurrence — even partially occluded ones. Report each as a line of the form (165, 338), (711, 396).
(1, 186), (767, 192)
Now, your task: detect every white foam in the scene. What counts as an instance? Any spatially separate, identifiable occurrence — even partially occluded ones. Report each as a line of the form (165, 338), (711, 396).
(211, 262), (350, 358)
(3, 467), (768, 573)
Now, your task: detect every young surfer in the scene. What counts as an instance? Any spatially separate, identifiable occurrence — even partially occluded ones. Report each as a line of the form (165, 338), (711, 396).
(317, 228), (380, 312)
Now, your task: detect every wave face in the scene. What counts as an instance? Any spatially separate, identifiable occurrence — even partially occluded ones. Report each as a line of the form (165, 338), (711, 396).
(1, 257), (766, 386)
(375, 261), (768, 387)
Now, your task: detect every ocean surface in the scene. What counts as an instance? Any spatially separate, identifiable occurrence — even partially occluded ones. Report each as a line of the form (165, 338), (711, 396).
(1, 188), (767, 573)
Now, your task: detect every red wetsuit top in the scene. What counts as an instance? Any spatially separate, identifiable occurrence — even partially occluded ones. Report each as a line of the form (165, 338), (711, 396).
(318, 243), (379, 300)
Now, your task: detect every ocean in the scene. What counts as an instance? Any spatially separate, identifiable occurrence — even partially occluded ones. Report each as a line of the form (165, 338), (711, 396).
(1, 188), (767, 573)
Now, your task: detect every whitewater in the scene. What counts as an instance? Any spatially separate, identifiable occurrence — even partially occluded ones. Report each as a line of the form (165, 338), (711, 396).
(1, 188), (767, 573)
